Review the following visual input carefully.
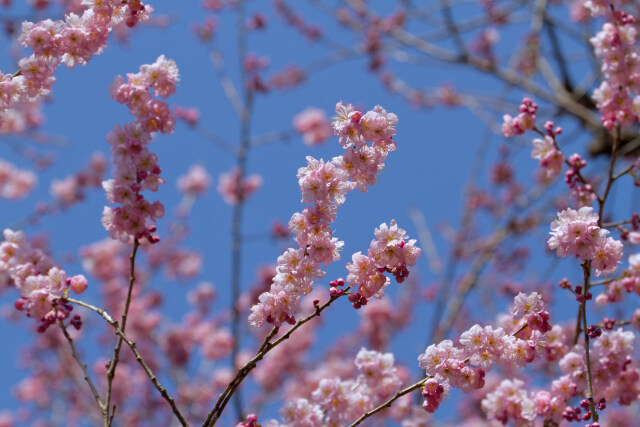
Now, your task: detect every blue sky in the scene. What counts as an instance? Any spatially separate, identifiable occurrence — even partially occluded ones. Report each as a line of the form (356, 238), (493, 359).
(0, 0), (636, 424)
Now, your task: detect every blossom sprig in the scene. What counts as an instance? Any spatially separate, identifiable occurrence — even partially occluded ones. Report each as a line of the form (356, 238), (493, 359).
(501, 97), (537, 137)
(590, 10), (640, 129)
(510, 292), (552, 333)
(1, 1), (154, 131)
(0, 229), (88, 332)
(483, 328), (638, 425)
(101, 56), (179, 243)
(548, 207), (623, 276)
(248, 102), (398, 328)
(345, 220), (421, 308)
(418, 292), (553, 414)
(270, 348), (403, 426)
(177, 164), (212, 197)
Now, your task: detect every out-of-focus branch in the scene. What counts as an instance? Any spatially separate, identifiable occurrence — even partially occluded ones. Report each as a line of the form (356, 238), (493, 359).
(210, 49), (246, 118)
(409, 207), (442, 275)
(432, 227), (508, 343)
(341, 0), (599, 128)
(193, 123), (240, 157)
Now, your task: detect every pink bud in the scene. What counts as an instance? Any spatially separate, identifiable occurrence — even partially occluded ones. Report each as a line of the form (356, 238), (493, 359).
(70, 275), (88, 294)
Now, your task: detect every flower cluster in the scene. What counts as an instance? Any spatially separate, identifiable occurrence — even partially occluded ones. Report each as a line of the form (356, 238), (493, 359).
(101, 56), (179, 243)
(510, 292), (552, 333)
(564, 153), (597, 208)
(418, 293), (552, 414)
(531, 121), (564, 181)
(482, 326), (638, 426)
(548, 207), (623, 276)
(248, 102), (399, 328)
(271, 348), (403, 426)
(0, 229), (87, 331)
(560, 329), (635, 424)
(345, 220), (421, 307)
(293, 107), (332, 146)
(0, 2), (153, 133)
(596, 253), (640, 305)
(0, 158), (36, 199)
(481, 378), (537, 424)
(590, 11), (640, 129)
(217, 167), (263, 205)
(501, 98), (537, 137)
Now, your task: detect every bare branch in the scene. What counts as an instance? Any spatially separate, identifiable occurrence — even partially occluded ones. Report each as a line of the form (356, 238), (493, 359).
(65, 297), (188, 427)
(58, 322), (105, 416)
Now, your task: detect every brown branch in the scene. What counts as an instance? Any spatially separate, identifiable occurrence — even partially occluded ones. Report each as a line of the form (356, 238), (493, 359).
(580, 262), (598, 422)
(103, 238), (139, 426)
(348, 377), (429, 426)
(65, 297), (188, 426)
(612, 163), (635, 181)
(58, 322), (105, 416)
(343, 0), (599, 127)
(202, 289), (349, 427)
(597, 125), (621, 225)
(433, 227), (508, 343)
(352, 320), (529, 426)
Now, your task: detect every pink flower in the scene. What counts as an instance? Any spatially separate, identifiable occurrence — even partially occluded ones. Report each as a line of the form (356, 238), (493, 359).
(217, 167), (263, 205)
(1, 228), (87, 330)
(177, 165), (212, 195)
(0, 159), (37, 199)
(250, 103), (400, 327)
(531, 136), (564, 179)
(293, 107), (332, 146)
(502, 98), (537, 137)
(102, 56), (179, 243)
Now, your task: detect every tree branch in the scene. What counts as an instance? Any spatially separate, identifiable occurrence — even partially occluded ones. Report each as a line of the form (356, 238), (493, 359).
(65, 297), (188, 427)
(202, 289), (349, 426)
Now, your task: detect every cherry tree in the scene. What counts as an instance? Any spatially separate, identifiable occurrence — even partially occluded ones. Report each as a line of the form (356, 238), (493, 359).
(0, 0), (639, 426)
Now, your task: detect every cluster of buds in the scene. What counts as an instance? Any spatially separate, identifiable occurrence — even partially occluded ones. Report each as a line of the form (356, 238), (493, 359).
(574, 285), (593, 303)
(328, 278), (346, 297)
(562, 398), (605, 424)
(587, 324), (603, 339)
(421, 378), (446, 413)
(502, 98), (537, 137)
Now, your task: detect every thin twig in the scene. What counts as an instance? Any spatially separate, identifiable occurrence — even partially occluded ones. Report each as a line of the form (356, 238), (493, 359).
(202, 289), (349, 426)
(408, 207), (443, 274)
(193, 124), (239, 157)
(597, 125), (621, 225)
(65, 297), (188, 426)
(348, 378), (429, 426)
(589, 276), (620, 287)
(58, 322), (105, 415)
(209, 49), (246, 118)
(228, 0), (253, 418)
(104, 238), (139, 426)
(601, 219), (631, 228)
(580, 262), (598, 422)
(612, 163), (635, 181)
